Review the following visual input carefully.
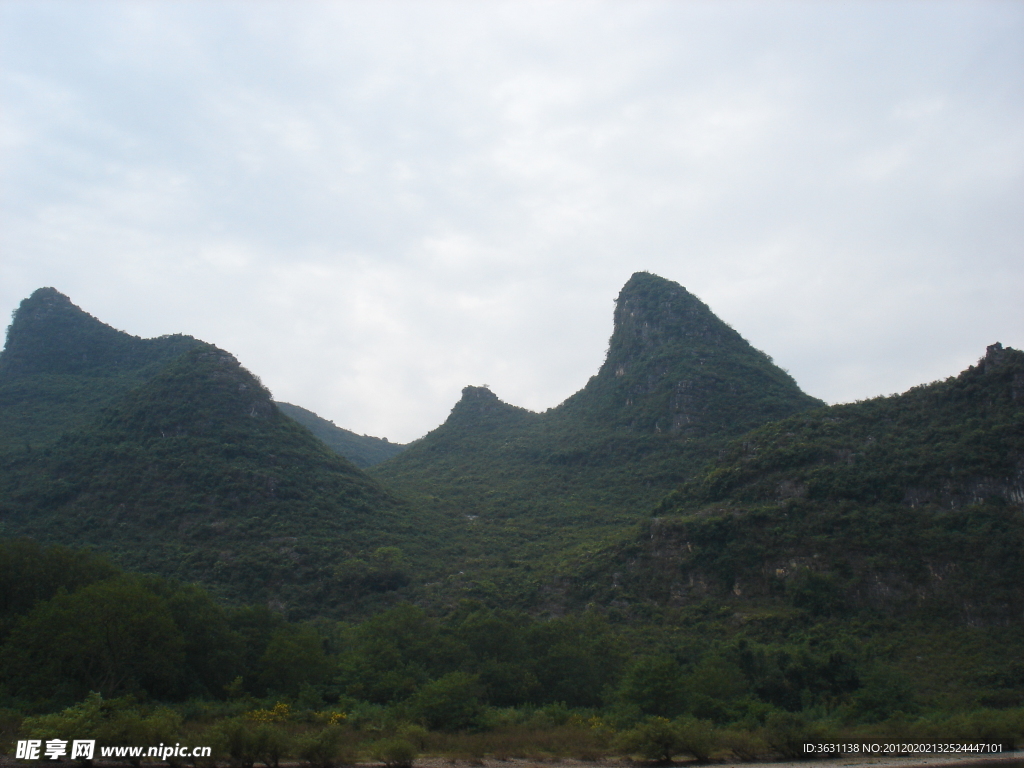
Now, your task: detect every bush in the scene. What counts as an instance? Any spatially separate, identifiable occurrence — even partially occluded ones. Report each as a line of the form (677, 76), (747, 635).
(407, 672), (482, 732)
(370, 737), (417, 768)
(21, 692), (182, 766)
(940, 709), (1024, 750)
(296, 724), (350, 768)
(674, 717), (717, 763)
(209, 718), (294, 768)
(761, 711), (823, 760)
(396, 723), (430, 750)
(210, 717), (263, 768)
(616, 717), (687, 763)
(850, 667), (917, 723)
(617, 655), (687, 718)
(719, 728), (769, 762)
(253, 725), (293, 768)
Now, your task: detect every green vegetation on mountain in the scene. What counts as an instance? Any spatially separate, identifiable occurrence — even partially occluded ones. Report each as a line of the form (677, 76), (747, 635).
(558, 272), (823, 434)
(0, 345), (447, 617)
(671, 342), (1024, 510)
(0, 276), (1022, 755)
(543, 342), (1024, 680)
(372, 273), (825, 578)
(275, 402), (405, 468)
(0, 288), (200, 452)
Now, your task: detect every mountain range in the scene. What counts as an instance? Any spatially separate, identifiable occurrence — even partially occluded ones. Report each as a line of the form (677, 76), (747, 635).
(0, 275), (1021, 631)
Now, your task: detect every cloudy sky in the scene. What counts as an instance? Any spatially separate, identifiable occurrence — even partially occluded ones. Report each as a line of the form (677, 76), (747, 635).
(2, 1), (1022, 443)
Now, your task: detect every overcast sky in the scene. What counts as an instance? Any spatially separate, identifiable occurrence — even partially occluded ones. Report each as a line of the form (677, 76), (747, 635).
(2, 1), (1022, 443)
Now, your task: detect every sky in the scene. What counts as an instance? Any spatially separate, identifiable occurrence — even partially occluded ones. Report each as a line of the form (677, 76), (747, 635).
(1, 1), (1022, 444)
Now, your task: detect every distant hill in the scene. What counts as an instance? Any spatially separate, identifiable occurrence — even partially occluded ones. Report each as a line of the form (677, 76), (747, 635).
(0, 343), (447, 618)
(0, 288), (200, 452)
(557, 271), (823, 435)
(3, 279), (1021, 636)
(1, 280), (1022, 721)
(275, 401), (405, 468)
(371, 273), (825, 585)
(554, 342), (1024, 624)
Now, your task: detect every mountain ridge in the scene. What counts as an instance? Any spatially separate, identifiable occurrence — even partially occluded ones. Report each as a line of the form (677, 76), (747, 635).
(1, 278), (1021, 727)
(0, 287), (404, 469)
(274, 401), (405, 468)
(548, 341), (1024, 624)
(370, 272), (827, 586)
(0, 342), (434, 616)
(0, 287), (199, 379)
(0, 288), (202, 451)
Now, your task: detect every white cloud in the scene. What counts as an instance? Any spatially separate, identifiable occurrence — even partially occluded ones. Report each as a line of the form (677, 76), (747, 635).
(1, 0), (1021, 442)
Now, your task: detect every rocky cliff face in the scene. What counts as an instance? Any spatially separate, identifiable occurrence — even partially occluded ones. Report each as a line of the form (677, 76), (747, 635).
(571, 507), (1024, 624)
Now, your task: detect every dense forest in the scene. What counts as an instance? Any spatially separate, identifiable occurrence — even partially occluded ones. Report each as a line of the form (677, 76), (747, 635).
(1, 276), (1022, 763)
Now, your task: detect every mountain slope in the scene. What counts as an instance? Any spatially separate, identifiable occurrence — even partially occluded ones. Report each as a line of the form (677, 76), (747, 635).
(0, 288), (200, 452)
(371, 273), (824, 579)
(555, 343), (1024, 624)
(275, 401), (405, 467)
(0, 344), (443, 618)
(671, 341), (1024, 509)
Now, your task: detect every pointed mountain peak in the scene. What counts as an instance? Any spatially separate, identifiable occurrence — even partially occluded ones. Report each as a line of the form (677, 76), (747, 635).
(606, 272), (736, 367)
(457, 385), (501, 408)
(23, 286), (74, 307)
(447, 385), (534, 426)
(398, 386), (537, 452)
(8, 287), (108, 336)
(0, 288), (198, 379)
(1, 288), (116, 376)
(560, 272), (822, 435)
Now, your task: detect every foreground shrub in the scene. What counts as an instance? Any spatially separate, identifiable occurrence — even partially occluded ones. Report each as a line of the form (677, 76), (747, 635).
(22, 692), (182, 764)
(673, 717), (717, 763)
(209, 717), (262, 768)
(396, 723), (430, 750)
(931, 709), (1024, 750)
(370, 737), (417, 768)
(406, 672), (482, 732)
(296, 724), (350, 768)
(615, 716), (716, 763)
(718, 728), (769, 762)
(761, 711), (827, 759)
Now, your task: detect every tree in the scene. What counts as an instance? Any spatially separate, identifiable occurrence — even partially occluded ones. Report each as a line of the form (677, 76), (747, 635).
(407, 672), (483, 731)
(617, 654), (687, 717)
(259, 625), (333, 697)
(2, 576), (184, 703)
